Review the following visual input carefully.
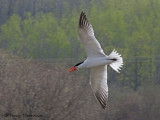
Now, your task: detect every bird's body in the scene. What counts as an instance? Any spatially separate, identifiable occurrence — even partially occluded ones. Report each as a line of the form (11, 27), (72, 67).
(69, 12), (123, 109)
(78, 57), (111, 68)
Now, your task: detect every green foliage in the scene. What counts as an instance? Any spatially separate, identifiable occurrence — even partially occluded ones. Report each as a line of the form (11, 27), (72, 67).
(0, 0), (160, 89)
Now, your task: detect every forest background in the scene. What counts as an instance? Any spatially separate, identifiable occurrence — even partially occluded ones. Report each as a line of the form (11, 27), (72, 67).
(0, 0), (160, 120)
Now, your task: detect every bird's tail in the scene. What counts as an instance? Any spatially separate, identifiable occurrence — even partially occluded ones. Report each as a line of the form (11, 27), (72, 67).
(108, 49), (123, 73)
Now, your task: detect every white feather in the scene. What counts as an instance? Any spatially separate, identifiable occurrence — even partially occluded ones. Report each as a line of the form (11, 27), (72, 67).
(108, 49), (123, 73)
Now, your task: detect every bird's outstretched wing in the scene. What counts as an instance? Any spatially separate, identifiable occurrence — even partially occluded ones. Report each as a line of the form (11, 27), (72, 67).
(78, 12), (106, 58)
(89, 65), (108, 109)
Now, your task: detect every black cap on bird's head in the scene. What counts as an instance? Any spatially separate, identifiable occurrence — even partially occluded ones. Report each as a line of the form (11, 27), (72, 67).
(69, 61), (84, 72)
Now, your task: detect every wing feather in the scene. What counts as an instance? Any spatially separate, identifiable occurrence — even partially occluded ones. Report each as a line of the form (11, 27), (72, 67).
(78, 12), (106, 58)
(90, 65), (108, 109)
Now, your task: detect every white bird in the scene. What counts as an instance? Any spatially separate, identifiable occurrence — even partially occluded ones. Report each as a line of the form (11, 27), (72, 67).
(69, 12), (123, 109)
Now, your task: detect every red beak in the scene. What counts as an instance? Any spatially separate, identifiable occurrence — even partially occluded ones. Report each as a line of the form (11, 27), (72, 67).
(69, 67), (77, 72)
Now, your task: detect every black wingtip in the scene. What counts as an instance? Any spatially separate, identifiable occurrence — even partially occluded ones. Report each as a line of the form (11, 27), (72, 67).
(79, 11), (90, 28)
(81, 11), (85, 15)
(79, 12), (85, 27)
(95, 92), (107, 109)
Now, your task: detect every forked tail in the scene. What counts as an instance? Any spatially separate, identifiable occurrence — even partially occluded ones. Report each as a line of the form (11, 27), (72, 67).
(108, 49), (123, 73)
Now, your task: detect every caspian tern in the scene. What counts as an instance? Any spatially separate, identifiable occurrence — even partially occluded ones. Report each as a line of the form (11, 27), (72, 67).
(69, 12), (123, 109)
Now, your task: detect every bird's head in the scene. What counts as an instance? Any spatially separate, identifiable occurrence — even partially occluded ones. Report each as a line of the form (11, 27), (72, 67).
(68, 61), (84, 72)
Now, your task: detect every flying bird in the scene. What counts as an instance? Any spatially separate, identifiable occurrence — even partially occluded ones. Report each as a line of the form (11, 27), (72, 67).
(69, 12), (123, 109)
